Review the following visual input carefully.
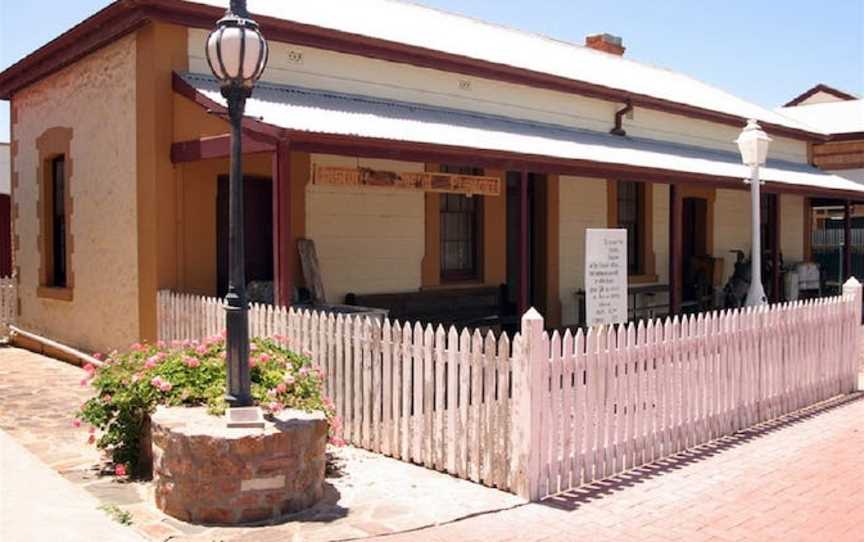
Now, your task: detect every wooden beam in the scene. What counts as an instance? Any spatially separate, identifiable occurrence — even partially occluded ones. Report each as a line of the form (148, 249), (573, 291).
(171, 134), (275, 163)
(519, 170), (530, 316)
(272, 142), (293, 306)
(845, 201), (852, 279)
(669, 184), (683, 315)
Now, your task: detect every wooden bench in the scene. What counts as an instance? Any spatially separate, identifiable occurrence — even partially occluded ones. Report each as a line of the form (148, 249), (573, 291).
(344, 286), (510, 329)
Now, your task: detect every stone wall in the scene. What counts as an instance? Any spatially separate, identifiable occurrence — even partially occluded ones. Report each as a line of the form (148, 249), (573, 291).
(152, 407), (328, 525)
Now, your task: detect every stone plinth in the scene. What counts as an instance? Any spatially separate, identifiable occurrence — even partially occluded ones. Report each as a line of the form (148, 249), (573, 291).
(151, 406), (327, 525)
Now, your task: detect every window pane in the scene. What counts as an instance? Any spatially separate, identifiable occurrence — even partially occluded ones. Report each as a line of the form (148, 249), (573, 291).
(617, 181), (643, 275)
(52, 157), (67, 287)
(440, 184), (481, 279)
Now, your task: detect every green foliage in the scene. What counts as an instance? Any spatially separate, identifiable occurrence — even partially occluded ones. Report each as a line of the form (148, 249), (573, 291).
(98, 504), (133, 526)
(77, 335), (338, 476)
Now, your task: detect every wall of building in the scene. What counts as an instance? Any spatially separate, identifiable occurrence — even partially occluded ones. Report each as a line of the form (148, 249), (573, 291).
(558, 176), (608, 327)
(0, 143), (9, 195)
(306, 155), (426, 304)
(186, 30), (809, 165)
(11, 34), (139, 353)
(780, 194), (805, 264)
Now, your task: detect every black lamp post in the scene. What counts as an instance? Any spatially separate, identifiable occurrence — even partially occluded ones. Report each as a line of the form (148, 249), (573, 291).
(205, 0), (268, 408)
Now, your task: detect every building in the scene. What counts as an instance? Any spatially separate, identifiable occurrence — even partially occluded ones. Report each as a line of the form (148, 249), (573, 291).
(1, 0), (861, 353)
(780, 85), (864, 282)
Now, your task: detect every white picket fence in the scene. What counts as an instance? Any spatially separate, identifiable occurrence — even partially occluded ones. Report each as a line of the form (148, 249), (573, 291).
(156, 283), (862, 501)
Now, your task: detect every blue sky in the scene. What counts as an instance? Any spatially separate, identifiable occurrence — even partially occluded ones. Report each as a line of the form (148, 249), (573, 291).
(1, 0), (862, 143)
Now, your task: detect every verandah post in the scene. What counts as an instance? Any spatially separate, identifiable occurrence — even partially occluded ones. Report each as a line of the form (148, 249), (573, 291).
(510, 308), (545, 501)
(842, 277), (862, 392)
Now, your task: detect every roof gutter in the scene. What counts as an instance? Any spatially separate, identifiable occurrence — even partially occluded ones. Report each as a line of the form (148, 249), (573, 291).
(0, 0), (829, 143)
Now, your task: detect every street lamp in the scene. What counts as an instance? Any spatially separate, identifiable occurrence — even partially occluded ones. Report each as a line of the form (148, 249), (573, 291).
(736, 119), (772, 307)
(205, 0), (268, 411)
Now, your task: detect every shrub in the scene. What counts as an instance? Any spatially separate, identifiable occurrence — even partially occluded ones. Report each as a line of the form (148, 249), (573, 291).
(77, 335), (339, 476)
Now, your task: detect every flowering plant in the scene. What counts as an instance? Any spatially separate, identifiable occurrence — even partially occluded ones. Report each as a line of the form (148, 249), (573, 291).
(76, 335), (339, 476)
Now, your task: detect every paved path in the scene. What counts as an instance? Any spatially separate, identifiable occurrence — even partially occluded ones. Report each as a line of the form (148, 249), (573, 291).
(0, 429), (145, 542)
(375, 393), (864, 542)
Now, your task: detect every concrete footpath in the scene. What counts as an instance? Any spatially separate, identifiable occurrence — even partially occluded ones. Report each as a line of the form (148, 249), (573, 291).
(0, 429), (144, 542)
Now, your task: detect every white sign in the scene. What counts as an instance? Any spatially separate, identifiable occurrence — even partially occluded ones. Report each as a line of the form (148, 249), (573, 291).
(585, 229), (628, 326)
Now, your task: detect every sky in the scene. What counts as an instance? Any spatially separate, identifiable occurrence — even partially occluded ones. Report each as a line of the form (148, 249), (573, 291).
(1, 0), (863, 143)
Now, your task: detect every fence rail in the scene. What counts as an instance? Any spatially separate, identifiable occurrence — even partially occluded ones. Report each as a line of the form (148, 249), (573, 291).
(157, 283), (862, 501)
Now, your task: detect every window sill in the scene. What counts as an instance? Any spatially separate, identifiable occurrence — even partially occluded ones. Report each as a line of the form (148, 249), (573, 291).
(629, 274), (659, 285)
(422, 280), (486, 290)
(37, 286), (73, 302)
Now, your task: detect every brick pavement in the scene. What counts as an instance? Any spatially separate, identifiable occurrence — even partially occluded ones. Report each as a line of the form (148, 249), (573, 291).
(3, 346), (864, 542)
(376, 393), (864, 542)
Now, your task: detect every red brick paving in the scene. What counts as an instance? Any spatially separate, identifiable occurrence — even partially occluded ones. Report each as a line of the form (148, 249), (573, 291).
(376, 394), (864, 542)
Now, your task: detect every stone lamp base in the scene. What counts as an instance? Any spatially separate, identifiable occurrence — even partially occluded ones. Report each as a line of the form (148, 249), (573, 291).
(151, 406), (327, 525)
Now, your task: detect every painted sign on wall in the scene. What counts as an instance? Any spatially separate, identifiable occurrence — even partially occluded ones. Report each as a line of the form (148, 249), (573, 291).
(585, 228), (628, 326)
(313, 166), (501, 196)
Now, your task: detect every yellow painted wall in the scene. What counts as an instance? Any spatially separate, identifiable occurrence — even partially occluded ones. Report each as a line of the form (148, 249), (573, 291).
(12, 35), (139, 353)
(780, 194), (805, 263)
(558, 176), (608, 327)
(187, 29), (809, 164)
(306, 155), (426, 304)
(713, 189), (752, 283)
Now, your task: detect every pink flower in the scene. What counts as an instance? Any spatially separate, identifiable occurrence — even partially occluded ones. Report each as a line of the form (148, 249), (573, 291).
(329, 436), (346, 447)
(323, 397), (335, 410)
(80, 378), (89, 387)
(283, 374), (296, 385)
(114, 464), (127, 477)
(92, 353), (103, 360)
(102, 394), (112, 404)
(249, 357), (258, 369)
(195, 344), (208, 355)
(299, 367), (310, 377)
(258, 353), (271, 364)
(144, 357), (158, 369)
(89, 427), (96, 434)
(183, 356), (200, 369)
(71, 419), (81, 428)
(83, 363), (96, 374)
(130, 343), (145, 352)
(250, 343), (258, 351)
(276, 383), (287, 394)
(267, 401), (284, 414)
(87, 435), (96, 445)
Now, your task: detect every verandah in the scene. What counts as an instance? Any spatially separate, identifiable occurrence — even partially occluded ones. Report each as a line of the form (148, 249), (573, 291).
(157, 282), (862, 501)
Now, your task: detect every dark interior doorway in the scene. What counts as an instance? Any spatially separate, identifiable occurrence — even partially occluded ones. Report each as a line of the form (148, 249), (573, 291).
(682, 197), (708, 302)
(505, 172), (549, 320)
(216, 175), (274, 298)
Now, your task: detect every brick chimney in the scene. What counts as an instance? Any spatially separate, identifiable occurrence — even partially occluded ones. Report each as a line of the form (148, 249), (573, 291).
(585, 33), (625, 56)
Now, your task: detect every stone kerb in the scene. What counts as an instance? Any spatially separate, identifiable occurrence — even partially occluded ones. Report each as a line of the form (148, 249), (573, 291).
(151, 406), (328, 525)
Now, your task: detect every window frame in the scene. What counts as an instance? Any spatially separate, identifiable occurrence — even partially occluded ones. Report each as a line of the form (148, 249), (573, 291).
(608, 179), (656, 282)
(438, 165), (485, 283)
(36, 127), (74, 301)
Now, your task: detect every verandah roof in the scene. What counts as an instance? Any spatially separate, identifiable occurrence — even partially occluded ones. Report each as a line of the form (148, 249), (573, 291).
(179, 73), (864, 197)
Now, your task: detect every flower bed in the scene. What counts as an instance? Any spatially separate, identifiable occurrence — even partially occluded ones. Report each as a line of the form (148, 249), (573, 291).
(77, 335), (338, 477)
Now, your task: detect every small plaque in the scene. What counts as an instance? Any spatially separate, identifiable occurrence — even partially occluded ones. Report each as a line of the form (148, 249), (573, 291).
(226, 406), (265, 429)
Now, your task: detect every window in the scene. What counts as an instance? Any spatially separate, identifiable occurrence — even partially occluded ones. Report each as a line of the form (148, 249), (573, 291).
(617, 180), (645, 275)
(51, 156), (67, 287)
(440, 165), (483, 281)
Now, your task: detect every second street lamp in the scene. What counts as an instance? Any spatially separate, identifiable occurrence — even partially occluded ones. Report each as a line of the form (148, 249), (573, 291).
(736, 119), (772, 307)
(205, 0), (268, 410)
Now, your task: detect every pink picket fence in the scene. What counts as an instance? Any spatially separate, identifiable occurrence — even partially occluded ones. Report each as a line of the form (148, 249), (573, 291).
(157, 282), (862, 501)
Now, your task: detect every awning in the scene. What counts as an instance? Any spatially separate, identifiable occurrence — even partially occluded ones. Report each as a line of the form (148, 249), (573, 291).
(179, 73), (864, 196)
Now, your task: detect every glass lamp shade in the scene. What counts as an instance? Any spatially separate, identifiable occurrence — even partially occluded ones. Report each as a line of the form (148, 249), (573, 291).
(206, 17), (268, 88)
(736, 119), (772, 167)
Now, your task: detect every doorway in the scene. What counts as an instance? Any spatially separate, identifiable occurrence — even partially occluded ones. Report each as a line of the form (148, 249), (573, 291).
(216, 176), (274, 299)
(505, 172), (552, 320)
(682, 197), (708, 303)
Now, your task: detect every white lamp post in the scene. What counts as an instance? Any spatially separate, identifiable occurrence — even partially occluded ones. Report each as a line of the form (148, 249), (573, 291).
(205, 0), (268, 411)
(736, 119), (772, 307)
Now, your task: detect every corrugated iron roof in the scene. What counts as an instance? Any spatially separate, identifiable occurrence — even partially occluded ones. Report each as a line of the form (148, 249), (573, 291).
(184, 0), (824, 136)
(779, 100), (864, 136)
(183, 73), (863, 194)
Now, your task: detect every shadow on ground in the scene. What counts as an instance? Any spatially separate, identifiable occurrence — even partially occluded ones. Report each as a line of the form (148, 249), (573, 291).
(541, 392), (864, 512)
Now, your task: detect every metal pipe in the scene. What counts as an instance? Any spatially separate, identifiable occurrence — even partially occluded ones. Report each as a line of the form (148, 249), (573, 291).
(746, 165), (767, 306)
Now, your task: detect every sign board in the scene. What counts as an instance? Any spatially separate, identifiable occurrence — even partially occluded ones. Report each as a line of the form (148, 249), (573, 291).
(585, 229), (628, 326)
(313, 166), (501, 197)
